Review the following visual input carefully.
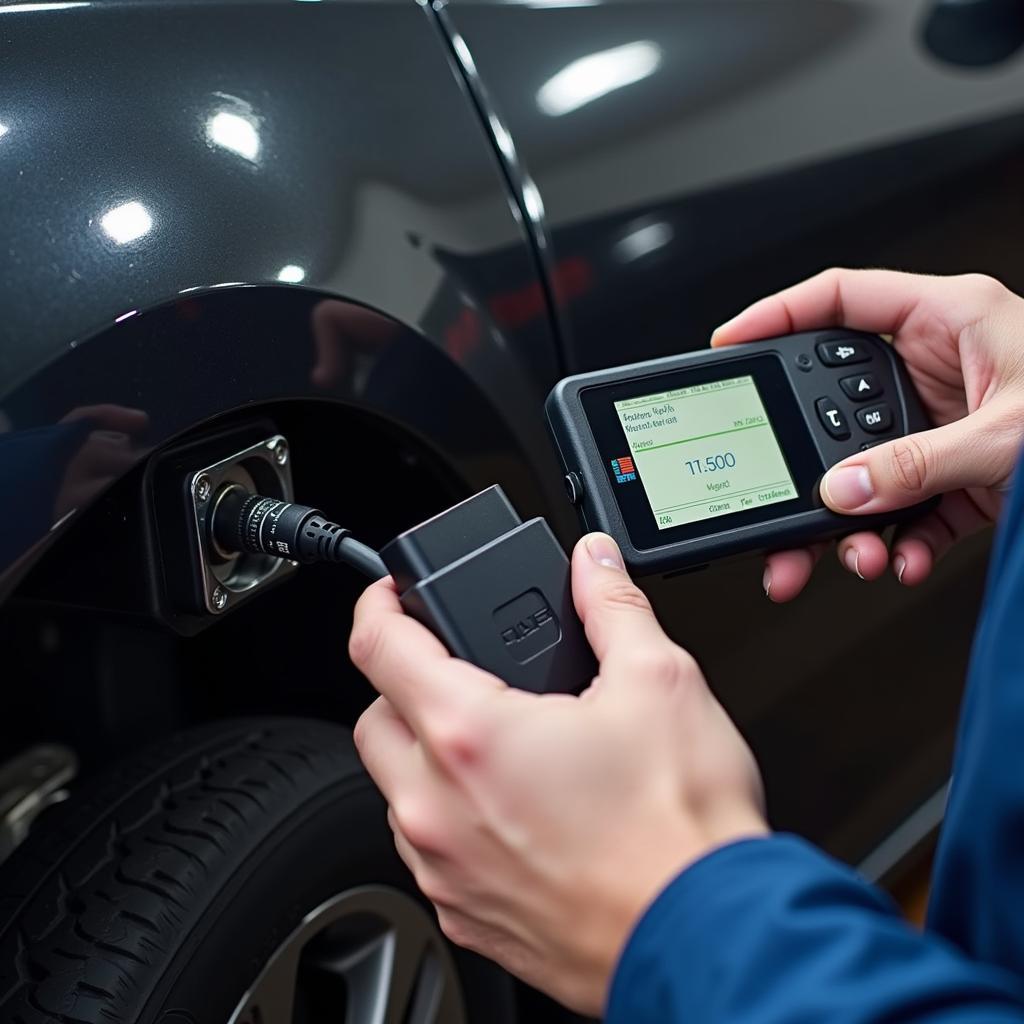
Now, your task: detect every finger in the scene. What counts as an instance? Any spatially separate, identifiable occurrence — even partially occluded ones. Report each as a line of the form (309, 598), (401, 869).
(73, 434), (138, 478)
(891, 534), (934, 587)
(353, 696), (416, 802)
(349, 577), (504, 737)
(60, 404), (150, 433)
(762, 544), (826, 602)
(389, 808), (464, 911)
(710, 268), (941, 347)
(571, 533), (680, 669)
(891, 491), (991, 586)
(391, 813), (430, 877)
(358, 700), (458, 858)
(820, 399), (1016, 515)
(835, 531), (889, 581)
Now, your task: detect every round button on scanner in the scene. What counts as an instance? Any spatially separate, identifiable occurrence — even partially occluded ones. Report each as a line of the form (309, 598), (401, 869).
(564, 472), (584, 505)
(856, 402), (894, 434)
(795, 352), (814, 372)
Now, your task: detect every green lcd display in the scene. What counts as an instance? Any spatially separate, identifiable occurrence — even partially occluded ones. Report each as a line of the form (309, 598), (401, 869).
(613, 374), (798, 530)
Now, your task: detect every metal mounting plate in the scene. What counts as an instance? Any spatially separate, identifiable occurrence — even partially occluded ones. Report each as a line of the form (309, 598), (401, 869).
(188, 434), (298, 615)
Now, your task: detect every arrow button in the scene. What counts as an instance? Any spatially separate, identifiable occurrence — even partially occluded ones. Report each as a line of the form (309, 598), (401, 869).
(839, 372), (882, 401)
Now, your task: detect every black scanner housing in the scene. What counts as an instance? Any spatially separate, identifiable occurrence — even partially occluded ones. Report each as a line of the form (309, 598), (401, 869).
(380, 486), (596, 694)
(546, 329), (937, 575)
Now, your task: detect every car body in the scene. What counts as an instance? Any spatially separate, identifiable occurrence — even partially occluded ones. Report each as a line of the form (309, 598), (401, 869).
(1, 0), (1022, 1018)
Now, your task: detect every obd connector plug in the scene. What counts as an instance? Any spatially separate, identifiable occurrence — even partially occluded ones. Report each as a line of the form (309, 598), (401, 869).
(379, 486), (595, 694)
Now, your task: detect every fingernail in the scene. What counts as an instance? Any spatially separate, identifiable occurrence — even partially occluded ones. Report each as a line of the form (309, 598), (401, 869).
(762, 566), (773, 598)
(844, 547), (864, 580)
(586, 533), (625, 570)
(823, 465), (874, 511)
(894, 555), (907, 584)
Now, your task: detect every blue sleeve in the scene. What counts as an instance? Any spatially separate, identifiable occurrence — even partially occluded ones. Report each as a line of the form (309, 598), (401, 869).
(928, 456), (1024, 973)
(607, 834), (1024, 1024)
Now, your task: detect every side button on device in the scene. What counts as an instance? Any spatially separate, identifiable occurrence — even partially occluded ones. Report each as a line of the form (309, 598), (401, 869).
(839, 373), (881, 401)
(564, 472), (584, 505)
(815, 397), (851, 440)
(817, 340), (871, 366)
(856, 403), (894, 434)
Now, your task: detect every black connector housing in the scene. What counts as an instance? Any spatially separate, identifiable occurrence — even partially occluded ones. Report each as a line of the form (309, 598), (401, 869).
(380, 486), (596, 694)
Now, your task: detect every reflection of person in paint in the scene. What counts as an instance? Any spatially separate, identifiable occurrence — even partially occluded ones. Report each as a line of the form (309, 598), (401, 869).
(52, 405), (149, 520)
(0, 404), (150, 571)
(309, 299), (400, 392)
(350, 270), (1024, 1023)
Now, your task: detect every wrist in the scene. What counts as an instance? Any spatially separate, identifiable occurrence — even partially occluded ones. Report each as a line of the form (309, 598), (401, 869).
(586, 811), (771, 1011)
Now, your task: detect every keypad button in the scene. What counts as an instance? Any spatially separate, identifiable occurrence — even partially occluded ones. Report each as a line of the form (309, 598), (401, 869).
(815, 397), (851, 440)
(856, 403), (894, 434)
(817, 340), (871, 366)
(839, 372), (881, 401)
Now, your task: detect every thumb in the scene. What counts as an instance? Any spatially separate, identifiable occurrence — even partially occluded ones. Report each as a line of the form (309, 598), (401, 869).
(821, 401), (1018, 514)
(571, 533), (676, 666)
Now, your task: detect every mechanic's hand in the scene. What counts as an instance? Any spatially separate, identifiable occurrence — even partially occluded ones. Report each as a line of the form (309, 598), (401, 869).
(351, 533), (767, 1015)
(712, 269), (1024, 601)
(54, 404), (150, 517)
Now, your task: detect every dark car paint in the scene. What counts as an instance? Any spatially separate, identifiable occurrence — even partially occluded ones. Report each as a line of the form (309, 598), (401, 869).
(0, 0), (573, 587)
(0, 0), (1020, 886)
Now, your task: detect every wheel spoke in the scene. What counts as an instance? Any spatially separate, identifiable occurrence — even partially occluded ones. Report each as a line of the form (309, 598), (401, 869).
(402, 948), (444, 1024)
(227, 943), (302, 1024)
(226, 886), (466, 1024)
(379, 923), (429, 1024)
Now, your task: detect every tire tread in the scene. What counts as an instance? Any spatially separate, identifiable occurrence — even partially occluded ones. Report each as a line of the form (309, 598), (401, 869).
(0, 717), (365, 1024)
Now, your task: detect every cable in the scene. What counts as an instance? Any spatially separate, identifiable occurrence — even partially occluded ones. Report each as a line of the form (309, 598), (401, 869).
(211, 485), (388, 580)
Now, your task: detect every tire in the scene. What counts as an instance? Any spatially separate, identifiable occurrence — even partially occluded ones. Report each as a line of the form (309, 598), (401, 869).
(0, 717), (516, 1024)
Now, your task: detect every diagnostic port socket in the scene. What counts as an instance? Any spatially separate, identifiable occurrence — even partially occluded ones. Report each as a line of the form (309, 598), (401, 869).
(147, 424), (298, 630)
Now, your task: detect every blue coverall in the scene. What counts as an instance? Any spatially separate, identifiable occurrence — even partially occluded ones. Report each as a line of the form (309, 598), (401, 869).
(608, 467), (1024, 1023)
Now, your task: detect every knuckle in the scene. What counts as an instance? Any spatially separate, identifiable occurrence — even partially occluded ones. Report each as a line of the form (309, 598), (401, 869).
(818, 266), (850, 282)
(352, 713), (368, 752)
(959, 272), (1008, 302)
(425, 713), (484, 768)
(598, 576), (654, 615)
(347, 619), (384, 671)
(416, 871), (454, 907)
(887, 436), (930, 495)
(814, 266), (852, 292)
(627, 646), (694, 691)
(437, 911), (471, 948)
(392, 798), (438, 850)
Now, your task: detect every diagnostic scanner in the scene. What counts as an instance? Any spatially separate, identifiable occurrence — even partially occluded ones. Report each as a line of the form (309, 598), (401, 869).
(546, 329), (935, 575)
